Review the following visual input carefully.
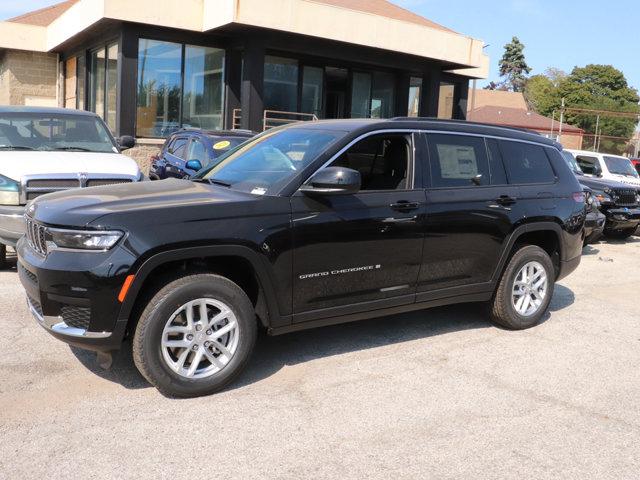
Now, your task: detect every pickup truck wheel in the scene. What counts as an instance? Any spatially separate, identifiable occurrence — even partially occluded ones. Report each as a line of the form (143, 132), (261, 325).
(490, 245), (554, 330)
(603, 227), (636, 240)
(132, 274), (257, 398)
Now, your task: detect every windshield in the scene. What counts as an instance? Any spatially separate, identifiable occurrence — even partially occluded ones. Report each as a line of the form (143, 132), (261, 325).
(201, 128), (345, 194)
(604, 155), (639, 178)
(562, 151), (583, 174)
(0, 113), (117, 153)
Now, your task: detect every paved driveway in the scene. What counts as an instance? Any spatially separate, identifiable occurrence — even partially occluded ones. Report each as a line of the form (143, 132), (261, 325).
(1, 240), (639, 479)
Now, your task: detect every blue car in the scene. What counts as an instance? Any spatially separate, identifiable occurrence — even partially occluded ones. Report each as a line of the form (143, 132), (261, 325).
(149, 129), (255, 180)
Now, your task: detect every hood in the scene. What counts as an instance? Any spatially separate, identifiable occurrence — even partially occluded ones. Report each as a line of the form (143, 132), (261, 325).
(0, 151), (140, 181)
(29, 178), (259, 227)
(607, 173), (640, 187)
(575, 174), (636, 192)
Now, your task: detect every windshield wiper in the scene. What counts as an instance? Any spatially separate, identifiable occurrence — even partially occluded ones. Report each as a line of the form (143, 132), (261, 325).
(0, 145), (35, 150)
(192, 178), (232, 188)
(52, 146), (92, 152)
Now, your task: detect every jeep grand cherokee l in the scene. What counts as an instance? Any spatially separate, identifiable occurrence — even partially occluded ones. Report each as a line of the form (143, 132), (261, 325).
(18, 119), (585, 397)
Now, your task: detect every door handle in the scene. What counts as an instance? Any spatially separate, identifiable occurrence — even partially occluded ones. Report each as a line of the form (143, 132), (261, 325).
(390, 201), (420, 212)
(496, 195), (517, 206)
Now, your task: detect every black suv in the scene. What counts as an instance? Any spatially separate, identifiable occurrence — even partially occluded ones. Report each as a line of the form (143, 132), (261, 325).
(18, 119), (585, 397)
(149, 129), (254, 180)
(562, 150), (640, 239)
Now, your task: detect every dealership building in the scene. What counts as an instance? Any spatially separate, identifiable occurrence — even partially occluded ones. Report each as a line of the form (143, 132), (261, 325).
(0, 0), (489, 164)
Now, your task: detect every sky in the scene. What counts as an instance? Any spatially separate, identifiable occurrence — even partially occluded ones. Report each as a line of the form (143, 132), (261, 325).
(2, 0), (639, 91)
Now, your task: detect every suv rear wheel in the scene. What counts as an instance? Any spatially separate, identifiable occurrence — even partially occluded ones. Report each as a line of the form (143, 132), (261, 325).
(490, 245), (554, 330)
(132, 274), (257, 397)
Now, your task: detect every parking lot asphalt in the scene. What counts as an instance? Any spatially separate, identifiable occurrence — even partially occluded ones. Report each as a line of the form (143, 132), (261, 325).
(1, 240), (640, 479)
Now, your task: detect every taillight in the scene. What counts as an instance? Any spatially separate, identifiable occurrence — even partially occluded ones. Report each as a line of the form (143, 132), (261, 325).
(572, 192), (586, 203)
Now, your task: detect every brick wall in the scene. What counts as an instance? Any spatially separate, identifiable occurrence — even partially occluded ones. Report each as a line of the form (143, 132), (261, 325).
(122, 139), (164, 175)
(0, 49), (58, 106)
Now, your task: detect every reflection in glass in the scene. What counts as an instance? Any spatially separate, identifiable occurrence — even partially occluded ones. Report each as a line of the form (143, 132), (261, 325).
(183, 46), (225, 131)
(89, 48), (105, 119)
(438, 82), (456, 119)
(408, 77), (422, 117)
(106, 43), (118, 132)
(371, 71), (395, 118)
(351, 72), (371, 118)
(264, 56), (299, 113)
(301, 66), (323, 117)
(137, 39), (182, 137)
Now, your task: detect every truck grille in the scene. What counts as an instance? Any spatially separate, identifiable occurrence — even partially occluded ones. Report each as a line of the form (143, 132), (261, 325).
(24, 216), (48, 256)
(23, 177), (134, 201)
(611, 188), (638, 207)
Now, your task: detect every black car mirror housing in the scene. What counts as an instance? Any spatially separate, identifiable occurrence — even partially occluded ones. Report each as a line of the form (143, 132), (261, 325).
(300, 167), (361, 195)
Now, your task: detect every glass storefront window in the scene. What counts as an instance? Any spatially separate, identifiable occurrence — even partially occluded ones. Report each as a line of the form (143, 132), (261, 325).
(301, 66), (323, 117)
(137, 39), (183, 137)
(183, 45), (225, 131)
(105, 43), (118, 132)
(77, 55), (85, 110)
(438, 82), (456, 119)
(408, 77), (422, 117)
(351, 72), (371, 118)
(89, 48), (105, 120)
(371, 71), (395, 118)
(264, 56), (299, 113)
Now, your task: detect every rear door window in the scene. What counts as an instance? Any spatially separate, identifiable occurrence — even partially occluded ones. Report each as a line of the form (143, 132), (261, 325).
(576, 155), (600, 175)
(499, 140), (556, 184)
(485, 138), (508, 185)
(169, 137), (188, 158)
(427, 134), (490, 188)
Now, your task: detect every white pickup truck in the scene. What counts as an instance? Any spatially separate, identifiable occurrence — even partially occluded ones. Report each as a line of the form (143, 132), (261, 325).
(0, 106), (142, 267)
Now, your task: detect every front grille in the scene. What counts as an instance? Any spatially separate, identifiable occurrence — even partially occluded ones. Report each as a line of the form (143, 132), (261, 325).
(611, 188), (638, 207)
(61, 305), (91, 330)
(24, 216), (47, 256)
(26, 294), (43, 318)
(86, 179), (133, 188)
(19, 262), (38, 285)
(26, 179), (79, 189)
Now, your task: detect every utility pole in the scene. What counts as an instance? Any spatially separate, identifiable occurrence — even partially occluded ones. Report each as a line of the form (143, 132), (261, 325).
(594, 115), (600, 152)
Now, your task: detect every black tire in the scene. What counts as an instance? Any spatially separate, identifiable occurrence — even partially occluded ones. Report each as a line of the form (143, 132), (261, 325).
(603, 227), (636, 240)
(132, 273), (257, 398)
(490, 245), (555, 330)
(0, 243), (6, 270)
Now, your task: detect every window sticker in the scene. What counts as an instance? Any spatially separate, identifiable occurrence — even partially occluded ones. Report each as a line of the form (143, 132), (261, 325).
(213, 140), (231, 150)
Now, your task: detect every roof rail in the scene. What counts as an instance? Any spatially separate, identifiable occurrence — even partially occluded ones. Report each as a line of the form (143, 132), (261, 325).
(390, 116), (541, 136)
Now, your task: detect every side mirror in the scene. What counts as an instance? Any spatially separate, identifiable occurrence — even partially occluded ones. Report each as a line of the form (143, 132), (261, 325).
(300, 167), (361, 195)
(117, 135), (135, 150)
(186, 159), (203, 172)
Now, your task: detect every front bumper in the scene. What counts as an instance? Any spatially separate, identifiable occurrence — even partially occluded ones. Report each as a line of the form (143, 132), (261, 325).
(0, 205), (25, 246)
(17, 236), (136, 352)
(603, 207), (640, 231)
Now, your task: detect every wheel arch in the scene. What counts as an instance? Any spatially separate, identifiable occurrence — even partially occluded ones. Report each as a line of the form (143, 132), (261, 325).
(118, 245), (280, 330)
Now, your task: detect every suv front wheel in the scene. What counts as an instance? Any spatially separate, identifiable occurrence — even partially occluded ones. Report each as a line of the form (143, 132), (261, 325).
(490, 245), (555, 330)
(133, 274), (257, 397)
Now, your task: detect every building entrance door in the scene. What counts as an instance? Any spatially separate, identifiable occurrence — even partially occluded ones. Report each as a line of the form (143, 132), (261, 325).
(324, 67), (348, 119)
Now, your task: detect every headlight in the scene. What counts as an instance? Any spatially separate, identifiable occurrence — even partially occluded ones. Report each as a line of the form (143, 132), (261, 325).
(46, 228), (124, 251)
(0, 174), (20, 206)
(594, 191), (613, 205)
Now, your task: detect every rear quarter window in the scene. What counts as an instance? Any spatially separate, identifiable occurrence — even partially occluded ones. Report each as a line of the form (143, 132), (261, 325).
(499, 140), (556, 184)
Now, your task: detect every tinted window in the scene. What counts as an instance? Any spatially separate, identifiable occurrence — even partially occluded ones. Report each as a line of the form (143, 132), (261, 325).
(486, 138), (508, 185)
(186, 138), (208, 164)
(604, 155), (639, 178)
(576, 155), (599, 175)
(499, 141), (556, 184)
(428, 134), (489, 188)
(169, 137), (188, 158)
(209, 137), (248, 159)
(331, 134), (411, 191)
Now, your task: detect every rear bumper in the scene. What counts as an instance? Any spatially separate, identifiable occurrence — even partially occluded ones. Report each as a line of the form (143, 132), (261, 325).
(0, 205), (25, 246)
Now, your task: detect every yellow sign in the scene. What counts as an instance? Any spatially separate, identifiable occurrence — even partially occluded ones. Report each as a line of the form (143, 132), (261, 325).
(213, 140), (231, 150)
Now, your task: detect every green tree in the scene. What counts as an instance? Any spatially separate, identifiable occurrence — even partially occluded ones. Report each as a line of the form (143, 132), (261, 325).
(524, 74), (561, 117)
(559, 65), (640, 153)
(498, 36), (531, 92)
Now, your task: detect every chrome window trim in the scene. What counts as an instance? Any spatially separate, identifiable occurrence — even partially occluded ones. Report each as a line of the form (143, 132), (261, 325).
(301, 128), (557, 191)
